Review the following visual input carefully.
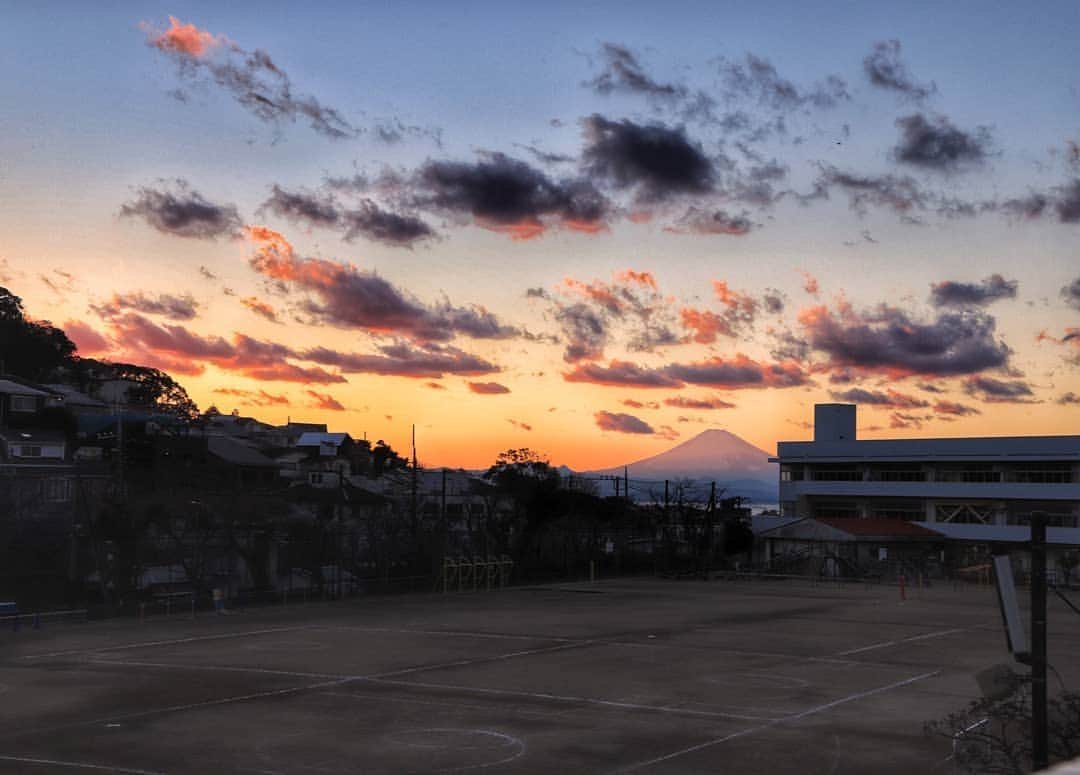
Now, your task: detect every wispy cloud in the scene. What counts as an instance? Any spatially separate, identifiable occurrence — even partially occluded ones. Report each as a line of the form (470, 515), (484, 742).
(120, 179), (241, 239)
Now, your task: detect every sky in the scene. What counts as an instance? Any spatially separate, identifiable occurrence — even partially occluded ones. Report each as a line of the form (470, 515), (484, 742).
(1, 1), (1079, 470)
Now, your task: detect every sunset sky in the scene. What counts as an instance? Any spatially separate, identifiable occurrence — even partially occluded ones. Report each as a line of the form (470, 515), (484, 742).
(2, 2), (1079, 470)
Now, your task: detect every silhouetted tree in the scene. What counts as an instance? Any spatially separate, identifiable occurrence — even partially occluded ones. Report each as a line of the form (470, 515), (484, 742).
(0, 286), (77, 380)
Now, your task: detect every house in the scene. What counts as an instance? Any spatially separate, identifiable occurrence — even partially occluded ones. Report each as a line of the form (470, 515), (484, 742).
(772, 403), (1080, 576)
(0, 377), (54, 426)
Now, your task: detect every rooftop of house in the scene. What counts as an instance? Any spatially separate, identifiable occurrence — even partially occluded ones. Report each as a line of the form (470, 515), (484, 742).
(0, 378), (52, 397)
(296, 432), (351, 447)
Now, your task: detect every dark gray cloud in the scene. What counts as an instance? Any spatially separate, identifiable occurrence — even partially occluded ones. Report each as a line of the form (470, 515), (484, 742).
(120, 180), (241, 239)
(581, 115), (715, 203)
(963, 375), (1038, 403)
(144, 18), (357, 140)
(1057, 392), (1080, 405)
(664, 355), (809, 389)
(261, 185), (434, 247)
(554, 302), (609, 362)
(997, 179), (1080, 224)
(563, 360), (683, 388)
(930, 274), (1018, 308)
(414, 152), (609, 237)
(893, 114), (992, 172)
(1062, 277), (1080, 310)
(934, 400), (981, 416)
(1057, 179), (1080, 223)
(663, 395), (736, 410)
(586, 43), (685, 100)
(717, 53), (850, 111)
(800, 304), (1012, 377)
(301, 342), (499, 378)
(595, 410), (655, 434)
(93, 291), (200, 321)
(246, 229), (518, 341)
(666, 207), (753, 235)
(815, 166), (928, 215)
(1000, 193), (1050, 219)
(863, 40), (935, 101)
(829, 387), (929, 409)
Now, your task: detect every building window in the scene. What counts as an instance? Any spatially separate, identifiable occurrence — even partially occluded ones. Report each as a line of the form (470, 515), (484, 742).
(871, 502), (925, 521)
(780, 465), (803, 482)
(813, 501), (859, 518)
(934, 466), (1000, 483)
(9, 395), (37, 412)
(1005, 465), (1073, 484)
(15, 445), (42, 458)
(810, 466), (861, 482)
(869, 466), (926, 482)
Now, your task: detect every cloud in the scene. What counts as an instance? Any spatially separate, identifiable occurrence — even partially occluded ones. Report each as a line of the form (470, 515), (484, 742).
(586, 43), (685, 100)
(507, 419), (533, 431)
(717, 53), (850, 111)
(212, 387), (290, 407)
(863, 40), (935, 101)
(305, 389), (345, 411)
(800, 271), (820, 297)
(664, 353), (809, 389)
(892, 114), (991, 172)
(930, 274), (1017, 308)
(302, 342), (499, 378)
(106, 312), (345, 383)
(581, 115), (714, 203)
(261, 185), (435, 247)
(663, 395), (736, 410)
(63, 320), (111, 354)
(595, 410), (655, 434)
(666, 207), (752, 235)
(680, 307), (731, 344)
(468, 381), (511, 395)
(142, 16), (357, 140)
(997, 180), (1080, 224)
(199, 266), (218, 281)
(933, 400), (981, 416)
(829, 387), (929, 409)
(963, 375), (1038, 403)
(92, 291), (200, 321)
(1063, 277), (1080, 310)
(1057, 392), (1080, 405)
(241, 296), (279, 322)
(120, 179), (241, 239)
(798, 302), (1011, 378)
(425, 381), (446, 390)
(413, 152), (609, 239)
(1057, 180), (1080, 223)
(816, 166), (928, 215)
(245, 226), (517, 341)
(621, 399), (659, 409)
(564, 360), (682, 388)
(544, 271), (676, 361)
(889, 412), (931, 430)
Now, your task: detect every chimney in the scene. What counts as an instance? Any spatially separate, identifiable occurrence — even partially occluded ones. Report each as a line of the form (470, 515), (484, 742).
(814, 403), (856, 442)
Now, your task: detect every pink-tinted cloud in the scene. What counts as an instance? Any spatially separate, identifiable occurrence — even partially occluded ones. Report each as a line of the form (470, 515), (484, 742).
(663, 395), (736, 410)
(595, 410), (654, 434)
(468, 381), (511, 395)
(63, 320), (110, 355)
(143, 16), (224, 57)
(245, 226), (517, 342)
(302, 342), (499, 378)
(564, 360), (682, 388)
(212, 388), (290, 407)
(933, 400), (980, 416)
(241, 296), (279, 322)
(305, 390), (345, 411)
(800, 270), (820, 296)
(680, 307), (730, 343)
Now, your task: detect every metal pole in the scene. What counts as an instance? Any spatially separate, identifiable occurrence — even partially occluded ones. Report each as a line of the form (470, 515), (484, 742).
(1031, 510), (1048, 771)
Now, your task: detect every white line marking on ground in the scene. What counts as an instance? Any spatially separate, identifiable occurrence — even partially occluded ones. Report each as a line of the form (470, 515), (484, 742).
(361, 677), (779, 722)
(88, 658), (342, 681)
(613, 670), (941, 773)
(0, 754), (167, 774)
(20, 625), (315, 660)
(836, 628), (965, 656)
(323, 625), (574, 643)
(836, 640), (897, 656)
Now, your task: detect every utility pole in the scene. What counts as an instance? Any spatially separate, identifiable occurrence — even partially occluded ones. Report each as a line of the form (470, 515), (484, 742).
(1031, 509), (1048, 771)
(410, 424), (418, 530)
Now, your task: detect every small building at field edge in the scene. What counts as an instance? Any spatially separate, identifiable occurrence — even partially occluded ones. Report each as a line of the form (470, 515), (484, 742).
(769, 404), (1080, 579)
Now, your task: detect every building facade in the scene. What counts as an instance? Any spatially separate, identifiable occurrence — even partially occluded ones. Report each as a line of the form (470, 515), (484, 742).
(772, 404), (1080, 573)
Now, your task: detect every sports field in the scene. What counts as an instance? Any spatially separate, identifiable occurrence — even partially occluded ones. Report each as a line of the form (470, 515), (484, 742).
(2, 577), (1077, 774)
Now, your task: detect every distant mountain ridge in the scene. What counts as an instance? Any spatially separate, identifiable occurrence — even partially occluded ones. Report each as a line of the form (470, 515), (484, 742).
(588, 429), (778, 503)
